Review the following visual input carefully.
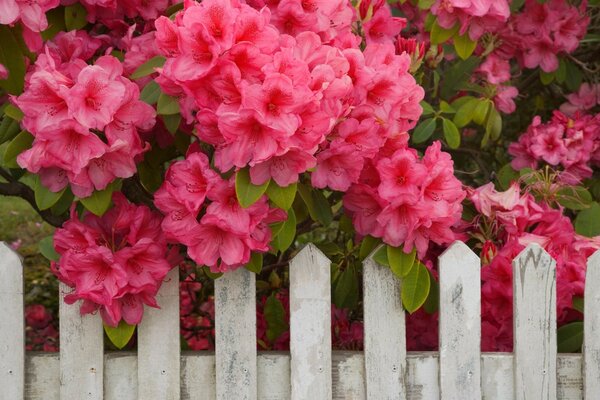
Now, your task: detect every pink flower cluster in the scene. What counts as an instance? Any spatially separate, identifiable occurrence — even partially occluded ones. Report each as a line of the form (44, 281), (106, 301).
(15, 33), (155, 198)
(344, 141), (465, 258)
(560, 83), (600, 117)
(497, 0), (589, 72)
(431, 0), (510, 41)
(78, 0), (173, 24)
(0, 0), (59, 32)
(25, 304), (59, 352)
(475, 54), (519, 114)
(155, 149), (286, 273)
(469, 183), (600, 351)
(509, 111), (600, 183)
(52, 193), (173, 327)
(154, 0), (422, 190)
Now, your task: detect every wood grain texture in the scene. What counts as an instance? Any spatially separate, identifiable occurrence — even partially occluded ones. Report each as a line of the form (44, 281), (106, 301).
(439, 241), (481, 399)
(363, 253), (407, 400)
(138, 268), (180, 400)
(25, 352), (586, 400)
(512, 244), (557, 400)
(105, 353), (136, 400)
(0, 243), (24, 400)
(59, 282), (103, 400)
(584, 250), (600, 399)
(289, 244), (332, 400)
(215, 267), (257, 400)
(258, 353), (290, 400)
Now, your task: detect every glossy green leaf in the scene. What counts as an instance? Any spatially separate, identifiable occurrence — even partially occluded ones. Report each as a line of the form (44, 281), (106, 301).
(372, 245), (389, 266)
(333, 265), (359, 310)
(202, 266), (223, 279)
(557, 321), (583, 353)
(565, 61), (583, 92)
(486, 106), (502, 141)
(3, 130), (33, 168)
(440, 58), (480, 100)
(272, 208), (296, 253)
(572, 296), (584, 313)
(473, 99), (491, 125)
(39, 235), (59, 262)
(557, 186), (593, 210)
(3, 104), (23, 121)
(34, 176), (66, 211)
(130, 56), (166, 79)
(266, 181), (297, 210)
(264, 294), (288, 342)
(245, 252), (263, 274)
(401, 261), (431, 313)
(420, 101), (435, 116)
(575, 202), (600, 237)
(540, 70), (555, 85)
(359, 235), (380, 260)
(453, 98), (478, 128)
(50, 188), (74, 216)
(555, 59), (567, 84)
(80, 184), (115, 216)
(0, 116), (21, 145)
(454, 33), (477, 60)
(442, 118), (460, 149)
(439, 100), (456, 114)
(423, 268), (439, 314)
(140, 81), (162, 105)
(235, 168), (269, 208)
(412, 117), (437, 144)
(157, 92), (180, 115)
(0, 25), (27, 94)
(496, 164), (519, 190)
(388, 246), (416, 278)
(104, 321), (136, 350)
(162, 114), (181, 134)
(297, 183), (333, 227)
(65, 3), (88, 31)
(430, 20), (458, 45)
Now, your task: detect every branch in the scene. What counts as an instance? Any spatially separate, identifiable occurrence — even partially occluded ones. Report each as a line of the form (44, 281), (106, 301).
(0, 178), (67, 227)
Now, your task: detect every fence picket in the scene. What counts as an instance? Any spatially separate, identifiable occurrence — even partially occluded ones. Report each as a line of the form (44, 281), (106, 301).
(363, 253), (407, 399)
(59, 282), (104, 400)
(215, 267), (257, 400)
(0, 243), (24, 400)
(584, 250), (600, 399)
(289, 244), (332, 400)
(439, 241), (481, 399)
(513, 244), (557, 400)
(138, 267), (180, 399)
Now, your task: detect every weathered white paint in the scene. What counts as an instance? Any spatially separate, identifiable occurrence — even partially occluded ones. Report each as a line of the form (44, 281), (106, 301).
(439, 241), (481, 399)
(363, 253), (406, 399)
(105, 353), (136, 400)
(215, 267), (257, 400)
(138, 268), (180, 400)
(512, 244), (557, 400)
(258, 353), (290, 400)
(289, 244), (332, 400)
(59, 282), (104, 400)
(24, 352), (586, 400)
(584, 250), (600, 399)
(0, 243), (24, 400)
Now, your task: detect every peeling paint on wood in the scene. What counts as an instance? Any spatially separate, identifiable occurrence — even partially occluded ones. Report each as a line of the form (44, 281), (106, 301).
(439, 241), (481, 399)
(513, 244), (557, 400)
(584, 250), (600, 399)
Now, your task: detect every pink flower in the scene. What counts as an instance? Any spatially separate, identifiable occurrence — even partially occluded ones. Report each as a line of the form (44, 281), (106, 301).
(0, 63), (8, 80)
(478, 54), (511, 85)
(376, 148), (427, 204)
(312, 144), (364, 191)
(493, 86), (518, 115)
(0, 0), (60, 32)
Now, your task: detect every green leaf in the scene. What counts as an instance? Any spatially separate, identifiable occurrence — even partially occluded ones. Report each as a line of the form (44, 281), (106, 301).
(266, 181), (297, 210)
(557, 321), (583, 353)
(540, 70), (555, 85)
(372, 245), (389, 266)
(572, 296), (584, 313)
(3, 130), (33, 168)
(3, 104), (23, 121)
(297, 183), (333, 227)
(412, 117), (437, 144)
(565, 61), (583, 92)
(473, 99), (491, 126)
(420, 101), (435, 116)
(272, 208), (296, 253)
(50, 188), (74, 216)
(39, 236), (59, 262)
(496, 164), (519, 190)
(440, 57), (480, 100)
(162, 114), (181, 134)
(157, 92), (180, 115)
(0, 116), (21, 145)
(202, 266), (223, 279)
(0, 25), (27, 94)
(333, 265), (359, 310)
(418, 0), (436, 9)
(454, 33), (477, 60)
(130, 56), (166, 79)
(430, 20), (458, 45)
(359, 235), (380, 260)
(439, 100), (455, 114)
(423, 268), (439, 314)
(264, 294), (288, 342)
(401, 261), (431, 313)
(104, 321), (136, 350)
(80, 184), (115, 216)
(42, 8), (67, 40)
(387, 246), (416, 278)
(138, 161), (163, 193)
(34, 176), (66, 211)
(555, 59), (567, 84)
(557, 186), (593, 210)
(245, 252), (263, 274)
(442, 118), (460, 149)
(235, 168), (269, 208)
(140, 81), (162, 105)
(64, 3), (88, 31)
(575, 202), (600, 237)
(510, 0), (525, 11)
(453, 97), (478, 128)
(485, 106), (502, 141)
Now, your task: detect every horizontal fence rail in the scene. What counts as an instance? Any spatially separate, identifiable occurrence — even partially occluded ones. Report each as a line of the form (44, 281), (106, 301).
(1, 241), (600, 400)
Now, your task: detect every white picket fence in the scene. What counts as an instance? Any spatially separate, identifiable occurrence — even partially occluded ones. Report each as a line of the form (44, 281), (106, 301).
(1, 241), (600, 399)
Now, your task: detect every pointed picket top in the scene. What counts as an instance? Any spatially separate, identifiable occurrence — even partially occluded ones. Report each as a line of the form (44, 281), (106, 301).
(584, 249), (600, 399)
(289, 243), (330, 299)
(512, 242), (556, 400)
(0, 242), (25, 400)
(438, 240), (481, 399)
